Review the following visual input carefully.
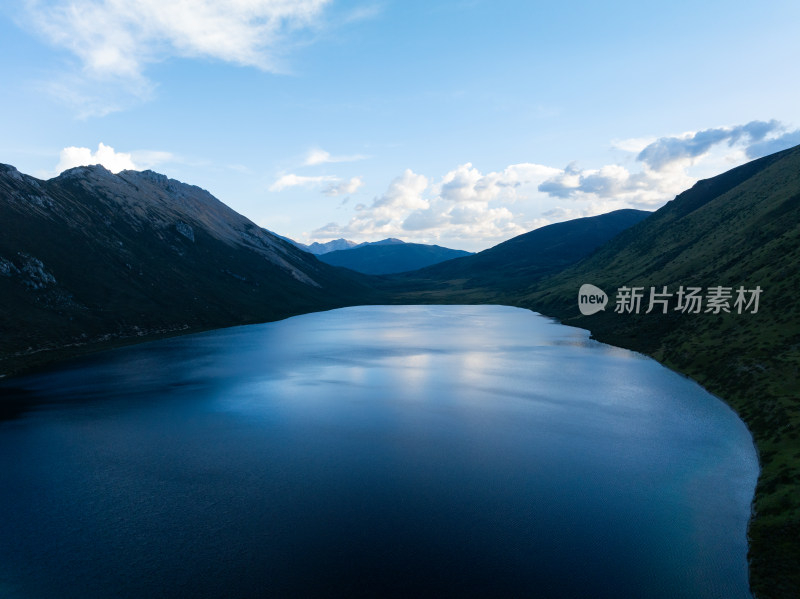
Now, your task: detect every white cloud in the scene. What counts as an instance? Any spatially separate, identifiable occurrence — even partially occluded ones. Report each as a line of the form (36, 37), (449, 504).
(56, 142), (137, 173)
(305, 149), (333, 166)
(635, 120), (789, 170)
(304, 148), (368, 165)
(311, 169), (428, 240)
(308, 119), (800, 250)
(538, 119), (800, 210)
(323, 176), (363, 196)
(26, 0), (331, 77)
(435, 162), (560, 204)
(269, 173), (338, 192)
(23, 0), (331, 114)
(373, 169), (429, 212)
(310, 164), (546, 246)
(52, 143), (176, 175)
(438, 163), (486, 203)
(538, 161), (694, 209)
(269, 173), (365, 194)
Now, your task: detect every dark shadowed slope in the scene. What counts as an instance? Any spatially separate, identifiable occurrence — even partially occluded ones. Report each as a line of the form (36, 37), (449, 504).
(318, 242), (473, 275)
(0, 164), (376, 375)
(375, 208), (651, 301)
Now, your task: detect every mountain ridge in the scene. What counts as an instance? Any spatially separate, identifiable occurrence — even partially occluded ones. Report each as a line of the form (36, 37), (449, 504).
(0, 163), (377, 376)
(375, 208), (652, 301)
(287, 236), (423, 255)
(317, 242), (473, 275)
(301, 238), (359, 254)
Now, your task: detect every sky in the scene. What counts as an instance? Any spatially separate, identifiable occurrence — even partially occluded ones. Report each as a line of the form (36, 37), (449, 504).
(1, 0), (799, 251)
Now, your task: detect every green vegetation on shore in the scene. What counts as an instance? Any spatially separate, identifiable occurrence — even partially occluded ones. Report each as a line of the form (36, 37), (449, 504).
(521, 147), (800, 599)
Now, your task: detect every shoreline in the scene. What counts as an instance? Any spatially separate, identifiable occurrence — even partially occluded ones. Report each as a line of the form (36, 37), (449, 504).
(536, 308), (797, 599)
(0, 302), (768, 599)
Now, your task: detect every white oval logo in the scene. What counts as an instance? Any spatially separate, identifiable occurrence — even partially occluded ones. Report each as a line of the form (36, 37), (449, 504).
(578, 284), (608, 315)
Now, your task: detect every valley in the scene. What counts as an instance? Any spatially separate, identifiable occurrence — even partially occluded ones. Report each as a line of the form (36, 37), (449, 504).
(1, 145), (799, 597)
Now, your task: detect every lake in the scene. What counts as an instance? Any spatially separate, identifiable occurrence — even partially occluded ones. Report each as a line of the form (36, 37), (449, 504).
(0, 305), (757, 598)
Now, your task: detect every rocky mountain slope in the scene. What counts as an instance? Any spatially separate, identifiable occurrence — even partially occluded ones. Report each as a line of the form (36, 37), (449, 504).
(290, 237), (359, 255)
(0, 164), (375, 376)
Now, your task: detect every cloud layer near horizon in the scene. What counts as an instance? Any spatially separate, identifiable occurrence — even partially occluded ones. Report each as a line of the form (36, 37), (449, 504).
(309, 120), (800, 246)
(51, 118), (800, 250)
(311, 163), (560, 245)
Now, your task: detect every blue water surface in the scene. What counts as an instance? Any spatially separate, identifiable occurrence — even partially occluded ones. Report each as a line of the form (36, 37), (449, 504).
(0, 305), (757, 598)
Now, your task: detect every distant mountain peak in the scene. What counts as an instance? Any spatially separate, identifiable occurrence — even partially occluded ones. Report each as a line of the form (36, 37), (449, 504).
(57, 164), (115, 180)
(277, 235), (413, 255)
(362, 238), (405, 247)
(0, 163), (21, 176)
(318, 240), (472, 274)
(304, 238), (359, 255)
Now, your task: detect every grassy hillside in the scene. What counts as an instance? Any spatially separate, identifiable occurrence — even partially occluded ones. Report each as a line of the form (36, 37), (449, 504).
(518, 146), (800, 598)
(374, 209), (651, 301)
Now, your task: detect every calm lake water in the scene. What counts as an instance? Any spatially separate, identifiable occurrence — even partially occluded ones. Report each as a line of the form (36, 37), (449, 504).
(0, 305), (757, 598)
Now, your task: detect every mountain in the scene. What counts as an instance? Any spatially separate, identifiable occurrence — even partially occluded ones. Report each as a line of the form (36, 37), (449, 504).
(285, 236), (406, 255)
(516, 145), (800, 599)
(265, 230), (313, 252)
(376, 209), (651, 301)
(317, 242), (473, 275)
(304, 238), (359, 254)
(273, 236), (359, 255)
(358, 237), (405, 247)
(0, 164), (376, 376)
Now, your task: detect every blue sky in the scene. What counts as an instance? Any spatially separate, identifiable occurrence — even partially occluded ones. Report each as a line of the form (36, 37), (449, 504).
(2, 0), (799, 251)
